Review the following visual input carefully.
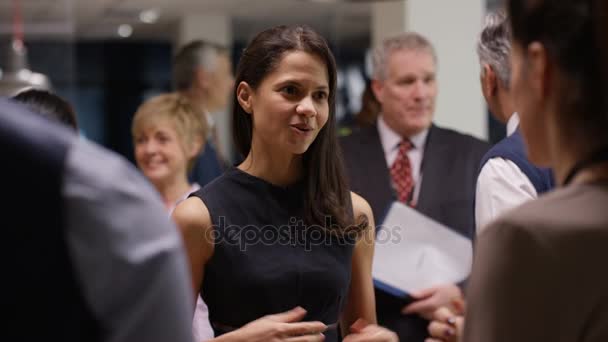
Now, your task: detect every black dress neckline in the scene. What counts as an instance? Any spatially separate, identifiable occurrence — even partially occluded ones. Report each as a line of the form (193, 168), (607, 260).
(230, 166), (305, 192)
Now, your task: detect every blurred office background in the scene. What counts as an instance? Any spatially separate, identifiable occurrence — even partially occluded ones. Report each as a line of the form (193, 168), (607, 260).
(0, 0), (504, 163)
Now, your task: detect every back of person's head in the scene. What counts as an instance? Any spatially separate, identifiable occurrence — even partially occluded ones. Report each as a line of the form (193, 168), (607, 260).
(2, 98), (99, 341)
(132, 93), (208, 171)
(172, 40), (229, 92)
(508, 0), (608, 140)
(477, 10), (512, 89)
(12, 88), (78, 131)
(371, 32), (437, 81)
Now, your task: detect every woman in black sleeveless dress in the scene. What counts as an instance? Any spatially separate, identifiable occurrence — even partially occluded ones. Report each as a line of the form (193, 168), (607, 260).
(174, 25), (397, 342)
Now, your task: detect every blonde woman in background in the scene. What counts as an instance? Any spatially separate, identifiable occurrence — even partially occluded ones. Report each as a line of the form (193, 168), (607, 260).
(132, 93), (207, 213)
(132, 93), (215, 340)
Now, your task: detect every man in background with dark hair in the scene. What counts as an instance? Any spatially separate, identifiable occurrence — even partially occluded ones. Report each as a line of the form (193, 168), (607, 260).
(172, 40), (235, 341)
(173, 40), (234, 186)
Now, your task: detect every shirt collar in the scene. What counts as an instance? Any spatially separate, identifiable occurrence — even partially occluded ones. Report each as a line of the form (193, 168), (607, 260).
(506, 112), (520, 136)
(205, 111), (215, 129)
(377, 115), (429, 153)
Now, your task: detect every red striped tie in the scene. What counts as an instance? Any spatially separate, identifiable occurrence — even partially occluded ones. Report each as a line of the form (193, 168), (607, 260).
(390, 140), (414, 205)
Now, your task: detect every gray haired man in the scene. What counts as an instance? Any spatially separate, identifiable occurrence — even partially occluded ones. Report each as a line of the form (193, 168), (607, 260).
(475, 10), (554, 233)
(341, 32), (490, 342)
(426, 11), (556, 341)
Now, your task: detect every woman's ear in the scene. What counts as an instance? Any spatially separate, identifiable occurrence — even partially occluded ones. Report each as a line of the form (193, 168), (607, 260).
(236, 81), (254, 114)
(188, 135), (205, 159)
(527, 42), (550, 99)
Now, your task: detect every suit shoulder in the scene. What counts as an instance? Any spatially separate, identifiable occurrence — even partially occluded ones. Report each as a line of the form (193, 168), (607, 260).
(340, 126), (370, 143)
(339, 126), (377, 154)
(435, 126), (489, 146)
(339, 131), (360, 148)
(432, 126), (490, 158)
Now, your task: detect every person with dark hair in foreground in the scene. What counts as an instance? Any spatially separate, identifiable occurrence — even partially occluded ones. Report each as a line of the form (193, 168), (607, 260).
(2, 98), (194, 342)
(12, 88), (78, 130)
(427, 0), (608, 341)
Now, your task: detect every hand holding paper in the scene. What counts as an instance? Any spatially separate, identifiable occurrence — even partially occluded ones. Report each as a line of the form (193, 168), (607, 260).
(401, 284), (462, 320)
(372, 202), (473, 298)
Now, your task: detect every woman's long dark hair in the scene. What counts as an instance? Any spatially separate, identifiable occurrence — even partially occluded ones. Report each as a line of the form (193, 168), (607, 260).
(508, 0), (608, 138)
(232, 25), (367, 235)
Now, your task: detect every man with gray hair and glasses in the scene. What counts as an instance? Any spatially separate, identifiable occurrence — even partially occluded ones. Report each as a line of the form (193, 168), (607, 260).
(173, 40), (234, 187)
(475, 10), (554, 234)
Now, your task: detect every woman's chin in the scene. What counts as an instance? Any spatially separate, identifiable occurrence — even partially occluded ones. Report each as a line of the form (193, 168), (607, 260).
(144, 170), (171, 185)
(286, 144), (313, 156)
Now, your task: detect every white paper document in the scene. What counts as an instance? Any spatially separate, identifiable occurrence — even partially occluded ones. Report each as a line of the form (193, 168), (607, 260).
(372, 202), (473, 298)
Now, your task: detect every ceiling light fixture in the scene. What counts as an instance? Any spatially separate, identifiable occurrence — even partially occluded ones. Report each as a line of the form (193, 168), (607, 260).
(139, 8), (160, 24)
(117, 24), (133, 38)
(0, 0), (51, 96)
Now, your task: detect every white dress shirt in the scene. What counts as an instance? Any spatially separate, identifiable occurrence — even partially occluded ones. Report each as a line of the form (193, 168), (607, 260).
(475, 113), (538, 234)
(64, 137), (195, 342)
(377, 116), (429, 204)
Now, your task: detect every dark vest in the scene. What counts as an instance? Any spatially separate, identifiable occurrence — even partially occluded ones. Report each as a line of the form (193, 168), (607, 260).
(480, 129), (554, 194)
(1, 99), (100, 341)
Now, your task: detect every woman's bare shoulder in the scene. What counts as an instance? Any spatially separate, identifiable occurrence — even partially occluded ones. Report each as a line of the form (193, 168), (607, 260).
(172, 196), (213, 236)
(350, 191), (374, 223)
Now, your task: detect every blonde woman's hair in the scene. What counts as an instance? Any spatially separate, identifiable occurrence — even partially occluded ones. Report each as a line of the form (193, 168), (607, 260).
(132, 93), (208, 171)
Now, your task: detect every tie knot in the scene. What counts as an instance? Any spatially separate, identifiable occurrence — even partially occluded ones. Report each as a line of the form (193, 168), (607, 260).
(398, 139), (413, 153)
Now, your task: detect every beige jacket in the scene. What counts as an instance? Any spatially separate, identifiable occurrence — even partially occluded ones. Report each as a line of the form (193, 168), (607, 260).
(464, 181), (608, 342)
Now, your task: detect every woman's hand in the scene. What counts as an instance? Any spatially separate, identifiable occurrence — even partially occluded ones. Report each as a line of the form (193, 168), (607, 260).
(342, 319), (398, 342)
(217, 307), (327, 342)
(425, 298), (466, 342)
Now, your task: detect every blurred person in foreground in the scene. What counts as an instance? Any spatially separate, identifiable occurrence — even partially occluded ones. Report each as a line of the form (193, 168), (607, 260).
(2, 96), (195, 342)
(427, 0), (608, 341)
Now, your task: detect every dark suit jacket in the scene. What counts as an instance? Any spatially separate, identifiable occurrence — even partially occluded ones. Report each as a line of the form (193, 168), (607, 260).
(340, 123), (490, 342)
(189, 139), (225, 187)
